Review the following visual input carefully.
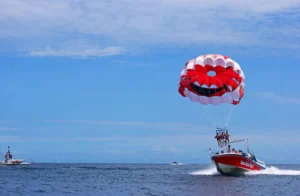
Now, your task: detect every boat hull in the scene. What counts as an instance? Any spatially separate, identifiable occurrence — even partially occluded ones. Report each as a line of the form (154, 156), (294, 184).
(211, 153), (266, 176)
(0, 161), (31, 166)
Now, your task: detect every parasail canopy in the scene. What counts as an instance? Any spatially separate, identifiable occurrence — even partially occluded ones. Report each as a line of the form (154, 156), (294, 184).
(178, 54), (245, 105)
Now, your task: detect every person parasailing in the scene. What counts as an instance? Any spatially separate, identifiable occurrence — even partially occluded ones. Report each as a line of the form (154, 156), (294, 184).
(225, 131), (230, 144)
(215, 132), (221, 146)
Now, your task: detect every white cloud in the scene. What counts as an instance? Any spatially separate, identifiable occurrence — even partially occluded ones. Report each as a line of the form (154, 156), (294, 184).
(0, 135), (136, 142)
(0, 135), (207, 143)
(161, 0), (300, 13)
(152, 146), (184, 154)
(0, 121), (20, 124)
(256, 92), (300, 104)
(26, 39), (125, 58)
(102, 150), (121, 154)
(0, 0), (300, 55)
(0, 128), (23, 131)
(166, 147), (184, 153)
(29, 46), (125, 58)
(43, 120), (210, 132)
(3, 131), (300, 145)
(152, 146), (162, 152)
(0, 135), (20, 142)
(89, 150), (124, 155)
(111, 60), (127, 64)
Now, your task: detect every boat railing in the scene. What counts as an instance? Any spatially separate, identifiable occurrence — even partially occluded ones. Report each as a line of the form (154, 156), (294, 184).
(210, 151), (243, 156)
(256, 159), (265, 166)
(209, 151), (215, 157)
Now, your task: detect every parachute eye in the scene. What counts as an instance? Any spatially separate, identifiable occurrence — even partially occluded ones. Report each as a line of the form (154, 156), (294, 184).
(207, 71), (216, 77)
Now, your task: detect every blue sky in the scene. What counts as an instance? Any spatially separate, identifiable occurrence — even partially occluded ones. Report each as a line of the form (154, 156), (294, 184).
(0, 0), (300, 164)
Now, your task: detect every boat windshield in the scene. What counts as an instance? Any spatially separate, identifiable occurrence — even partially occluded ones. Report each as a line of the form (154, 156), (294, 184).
(256, 159), (265, 166)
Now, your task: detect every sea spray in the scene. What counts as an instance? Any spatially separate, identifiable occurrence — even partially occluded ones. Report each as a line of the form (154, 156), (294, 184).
(189, 165), (300, 176)
(246, 166), (300, 175)
(190, 164), (219, 175)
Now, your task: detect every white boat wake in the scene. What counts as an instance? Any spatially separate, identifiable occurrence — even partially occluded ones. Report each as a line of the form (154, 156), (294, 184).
(246, 166), (300, 175)
(190, 165), (300, 176)
(190, 165), (219, 175)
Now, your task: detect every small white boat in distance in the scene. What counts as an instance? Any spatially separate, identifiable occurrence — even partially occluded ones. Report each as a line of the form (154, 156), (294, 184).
(0, 146), (31, 166)
(171, 161), (182, 165)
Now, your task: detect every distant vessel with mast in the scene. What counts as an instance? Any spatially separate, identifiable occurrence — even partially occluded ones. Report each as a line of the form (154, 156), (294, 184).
(0, 146), (31, 166)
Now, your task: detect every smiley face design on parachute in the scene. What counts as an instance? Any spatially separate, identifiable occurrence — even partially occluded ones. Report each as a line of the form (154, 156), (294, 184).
(178, 54), (245, 105)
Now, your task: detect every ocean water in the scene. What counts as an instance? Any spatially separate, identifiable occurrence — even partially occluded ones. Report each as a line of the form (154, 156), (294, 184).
(1, 163), (300, 196)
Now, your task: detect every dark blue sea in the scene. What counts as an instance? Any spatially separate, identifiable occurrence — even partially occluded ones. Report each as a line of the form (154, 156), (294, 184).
(1, 163), (300, 196)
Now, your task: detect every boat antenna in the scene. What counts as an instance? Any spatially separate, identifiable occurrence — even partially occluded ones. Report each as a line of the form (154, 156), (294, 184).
(245, 139), (251, 154)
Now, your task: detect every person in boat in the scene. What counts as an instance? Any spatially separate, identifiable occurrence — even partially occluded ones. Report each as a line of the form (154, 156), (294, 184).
(232, 148), (238, 153)
(227, 145), (231, 153)
(238, 150), (246, 156)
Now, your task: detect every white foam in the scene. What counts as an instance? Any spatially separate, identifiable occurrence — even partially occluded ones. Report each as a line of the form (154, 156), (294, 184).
(246, 166), (300, 175)
(190, 165), (219, 175)
(189, 165), (300, 176)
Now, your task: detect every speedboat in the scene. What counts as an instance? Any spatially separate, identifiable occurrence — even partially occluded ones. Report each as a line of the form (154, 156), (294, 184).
(0, 146), (31, 166)
(210, 139), (266, 175)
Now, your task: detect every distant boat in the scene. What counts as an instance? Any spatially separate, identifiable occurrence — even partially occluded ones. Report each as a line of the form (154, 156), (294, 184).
(0, 146), (31, 166)
(171, 161), (182, 165)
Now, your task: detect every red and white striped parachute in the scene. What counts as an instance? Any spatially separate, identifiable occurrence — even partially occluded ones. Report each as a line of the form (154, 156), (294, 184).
(178, 54), (245, 105)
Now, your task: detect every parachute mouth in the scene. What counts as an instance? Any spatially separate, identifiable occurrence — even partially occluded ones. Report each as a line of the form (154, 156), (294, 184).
(190, 83), (228, 97)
